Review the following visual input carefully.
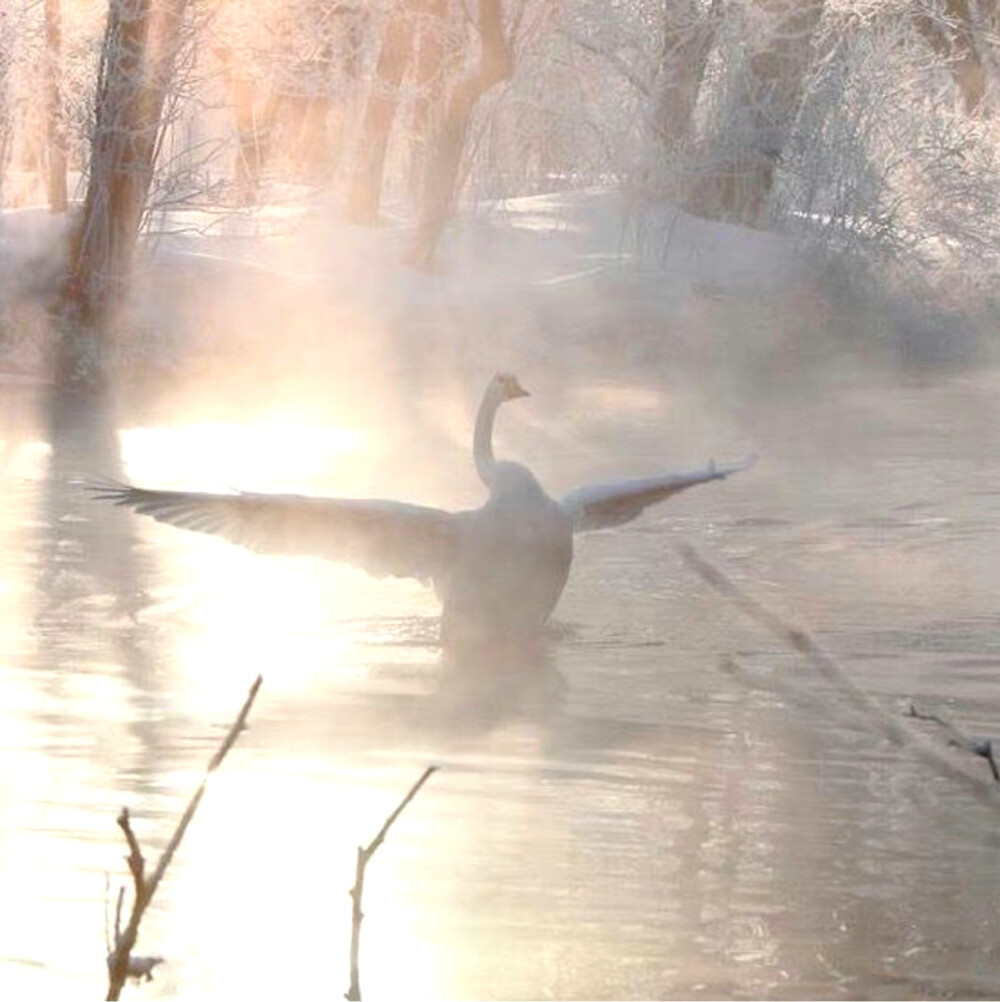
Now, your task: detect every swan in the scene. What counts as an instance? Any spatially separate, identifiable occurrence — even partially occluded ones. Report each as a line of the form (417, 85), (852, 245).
(91, 373), (754, 644)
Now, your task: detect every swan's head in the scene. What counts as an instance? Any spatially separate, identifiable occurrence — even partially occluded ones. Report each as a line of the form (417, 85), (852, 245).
(489, 372), (529, 404)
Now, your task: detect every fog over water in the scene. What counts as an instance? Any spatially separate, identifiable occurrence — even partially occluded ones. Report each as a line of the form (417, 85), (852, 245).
(2, 0), (1000, 994)
(3, 188), (1000, 998)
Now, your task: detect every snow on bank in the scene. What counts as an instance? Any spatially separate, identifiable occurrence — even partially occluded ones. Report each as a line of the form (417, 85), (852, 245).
(132, 187), (810, 358)
(0, 207), (75, 385)
(0, 188), (839, 388)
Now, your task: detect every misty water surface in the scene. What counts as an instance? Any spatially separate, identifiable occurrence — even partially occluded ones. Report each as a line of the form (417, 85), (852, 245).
(3, 301), (1000, 999)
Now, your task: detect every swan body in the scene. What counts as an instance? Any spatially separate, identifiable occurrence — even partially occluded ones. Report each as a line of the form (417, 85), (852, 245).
(441, 459), (572, 645)
(92, 373), (754, 644)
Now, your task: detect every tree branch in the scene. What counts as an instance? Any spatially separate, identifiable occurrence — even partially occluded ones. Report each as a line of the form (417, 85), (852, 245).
(907, 702), (1000, 781)
(345, 765), (438, 1001)
(117, 808), (145, 900)
(557, 26), (652, 97)
(679, 544), (1000, 809)
(105, 673), (263, 1000)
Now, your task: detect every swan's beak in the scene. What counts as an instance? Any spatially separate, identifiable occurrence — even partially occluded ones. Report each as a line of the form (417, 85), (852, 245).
(510, 378), (530, 399)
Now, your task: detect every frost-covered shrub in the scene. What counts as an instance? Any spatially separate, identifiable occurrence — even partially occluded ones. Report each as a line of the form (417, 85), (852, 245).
(774, 5), (1000, 304)
(465, 0), (664, 199)
(0, 1), (103, 209)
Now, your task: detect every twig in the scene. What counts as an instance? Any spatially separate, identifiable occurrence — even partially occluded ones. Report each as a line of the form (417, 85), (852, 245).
(907, 702), (1000, 782)
(345, 765), (438, 1002)
(113, 885), (125, 949)
(105, 673), (263, 1000)
(556, 26), (652, 97)
(103, 874), (118, 956)
(679, 544), (1000, 808)
(118, 809), (145, 897)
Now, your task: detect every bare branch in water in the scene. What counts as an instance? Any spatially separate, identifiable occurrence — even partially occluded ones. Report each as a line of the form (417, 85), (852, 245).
(907, 702), (1000, 782)
(117, 809), (145, 902)
(105, 674), (263, 1000)
(679, 544), (1000, 808)
(346, 765), (438, 1002)
(113, 884), (125, 948)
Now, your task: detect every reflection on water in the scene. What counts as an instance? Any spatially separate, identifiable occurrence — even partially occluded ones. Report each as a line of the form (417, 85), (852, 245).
(3, 357), (1000, 1000)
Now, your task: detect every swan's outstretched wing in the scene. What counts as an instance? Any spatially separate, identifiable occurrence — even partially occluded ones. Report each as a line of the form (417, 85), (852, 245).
(561, 456), (756, 532)
(89, 483), (457, 582)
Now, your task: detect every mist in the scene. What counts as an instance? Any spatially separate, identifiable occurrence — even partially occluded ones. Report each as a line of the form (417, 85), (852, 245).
(3, 1), (1000, 999)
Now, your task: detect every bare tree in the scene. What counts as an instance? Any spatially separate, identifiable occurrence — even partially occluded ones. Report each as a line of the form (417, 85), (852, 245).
(63, 0), (191, 335)
(0, 3), (28, 207)
(217, 0), (365, 206)
(43, 0), (68, 212)
(407, 0), (512, 269)
(652, 0), (721, 148)
(348, 0), (453, 224)
(687, 0), (825, 226)
(411, 0), (450, 151)
(216, 42), (271, 207)
(914, 0), (996, 115)
(347, 1), (417, 223)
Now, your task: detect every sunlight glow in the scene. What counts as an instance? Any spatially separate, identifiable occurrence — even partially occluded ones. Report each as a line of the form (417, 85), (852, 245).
(573, 383), (668, 415)
(168, 763), (439, 999)
(119, 421), (368, 491)
(116, 421), (434, 715)
(0, 440), (50, 480)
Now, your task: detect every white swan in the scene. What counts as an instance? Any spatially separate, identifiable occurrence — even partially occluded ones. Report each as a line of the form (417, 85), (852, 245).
(92, 373), (754, 644)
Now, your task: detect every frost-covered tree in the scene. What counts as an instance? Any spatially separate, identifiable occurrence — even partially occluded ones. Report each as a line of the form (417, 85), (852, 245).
(914, 0), (996, 115)
(407, 0), (512, 268)
(210, 0), (367, 206)
(43, 0), (68, 212)
(65, 0), (192, 332)
(653, 0), (721, 150)
(348, 0), (452, 225)
(687, 0), (827, 225)
(19, 0), (998, 336)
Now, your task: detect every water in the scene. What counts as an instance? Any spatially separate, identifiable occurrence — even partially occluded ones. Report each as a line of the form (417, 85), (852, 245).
(3, 338), (1000, 999)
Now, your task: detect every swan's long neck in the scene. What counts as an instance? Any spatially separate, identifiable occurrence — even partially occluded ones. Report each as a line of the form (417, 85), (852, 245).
(474, 387), (502, 485)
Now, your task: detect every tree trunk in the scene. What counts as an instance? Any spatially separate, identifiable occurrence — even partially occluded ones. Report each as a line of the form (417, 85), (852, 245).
(652, 0), (721, 146)
(406, 0), (512, 270)
(686, 0), (825, 226)
(407, 0), (451, 202)
(913, 0), (996, 114)
(219, 45), (270, 208)
(43, 0), (68, 213)
(347, 1), (420, 224)
(64, 0), (189, 338)
(411, 0), (450, 148)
